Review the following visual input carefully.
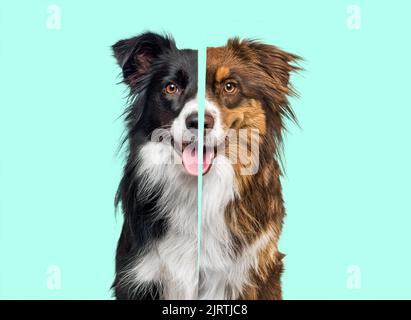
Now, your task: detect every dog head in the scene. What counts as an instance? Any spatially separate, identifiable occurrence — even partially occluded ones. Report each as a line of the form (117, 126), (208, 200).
(112, 32), (202, 177)
(205, 38), (301, 177)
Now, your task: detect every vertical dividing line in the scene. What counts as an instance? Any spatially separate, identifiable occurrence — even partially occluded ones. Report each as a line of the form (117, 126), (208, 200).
(197, 47), (206, 274)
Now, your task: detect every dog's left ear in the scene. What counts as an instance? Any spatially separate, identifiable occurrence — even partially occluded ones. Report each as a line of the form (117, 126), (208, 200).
(249, 42), (301, 92)
(112, 32), (175, 86)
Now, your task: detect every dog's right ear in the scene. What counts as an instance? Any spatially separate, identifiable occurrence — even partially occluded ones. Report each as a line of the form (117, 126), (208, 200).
(112, 32), (175, 86)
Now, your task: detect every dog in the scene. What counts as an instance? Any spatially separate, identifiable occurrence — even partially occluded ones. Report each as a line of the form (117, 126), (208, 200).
(111, 32), (300, 300)
(201, 39), (300, 299)
(111, 32), (199, 299)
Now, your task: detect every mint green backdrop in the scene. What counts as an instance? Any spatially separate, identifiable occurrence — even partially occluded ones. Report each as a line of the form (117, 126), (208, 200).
(1, 0), (410, 299)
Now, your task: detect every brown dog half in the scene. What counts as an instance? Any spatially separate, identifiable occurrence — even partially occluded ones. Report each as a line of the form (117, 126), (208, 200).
(200, 38), (301, 299)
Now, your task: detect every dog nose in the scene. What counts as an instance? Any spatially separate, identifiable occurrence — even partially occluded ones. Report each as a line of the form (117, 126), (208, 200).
(185, 113), (215, 130)
(204, 113), (214, 130)
(185, 113), (198, 129)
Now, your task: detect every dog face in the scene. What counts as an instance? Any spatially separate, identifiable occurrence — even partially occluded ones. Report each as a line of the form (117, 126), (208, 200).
(205, 38), (300, 176)
(112, 34), (299, 179)
(112, 33), (200, 176)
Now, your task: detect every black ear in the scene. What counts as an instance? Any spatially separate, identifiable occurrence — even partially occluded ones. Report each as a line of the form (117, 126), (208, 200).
(112, 32), (175, 85)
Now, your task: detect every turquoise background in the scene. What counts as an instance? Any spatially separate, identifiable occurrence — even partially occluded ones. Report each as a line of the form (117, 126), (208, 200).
(1, 0), (411, 299)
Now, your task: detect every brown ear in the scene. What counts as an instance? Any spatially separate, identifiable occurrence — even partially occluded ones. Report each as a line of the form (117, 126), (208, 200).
(247, 41), (301, 93)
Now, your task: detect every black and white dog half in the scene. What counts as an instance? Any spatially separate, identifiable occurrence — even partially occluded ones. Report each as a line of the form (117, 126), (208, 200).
(111, 32), (201, 299)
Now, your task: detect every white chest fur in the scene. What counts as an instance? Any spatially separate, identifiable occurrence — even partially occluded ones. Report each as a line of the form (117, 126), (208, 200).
(123, 141), (198, 299)
(124, 142), (263, 299)
(199, 154), (240, 299)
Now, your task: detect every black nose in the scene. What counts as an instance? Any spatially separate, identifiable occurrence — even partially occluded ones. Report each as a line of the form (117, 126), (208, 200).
(185, 113), (214, 130)
(185, 113), (198, 129)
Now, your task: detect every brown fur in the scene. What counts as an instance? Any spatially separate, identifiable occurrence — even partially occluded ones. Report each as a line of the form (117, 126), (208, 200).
(206, 38), (301, 299)
(215, 66), (231, 82)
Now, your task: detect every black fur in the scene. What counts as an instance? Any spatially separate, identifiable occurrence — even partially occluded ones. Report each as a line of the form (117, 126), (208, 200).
(111, 32), (197, 299)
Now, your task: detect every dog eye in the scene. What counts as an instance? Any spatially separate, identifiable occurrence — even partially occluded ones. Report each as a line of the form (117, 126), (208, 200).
(224, 82), (237, 94)
(164, 83), (178, 95)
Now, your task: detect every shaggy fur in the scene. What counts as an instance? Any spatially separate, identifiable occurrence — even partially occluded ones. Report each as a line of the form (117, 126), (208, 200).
(111, 32), (199, 299)
(202, 38), (301, 299)
(111, 32), (300, 300)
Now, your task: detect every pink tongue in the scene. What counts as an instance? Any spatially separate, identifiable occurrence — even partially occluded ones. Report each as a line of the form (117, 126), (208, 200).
(182, 147), (214, 176)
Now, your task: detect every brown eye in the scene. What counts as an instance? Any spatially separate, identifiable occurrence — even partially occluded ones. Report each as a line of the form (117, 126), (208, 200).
(224, 82), (237, 94)
(165, 83), (178, 95)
